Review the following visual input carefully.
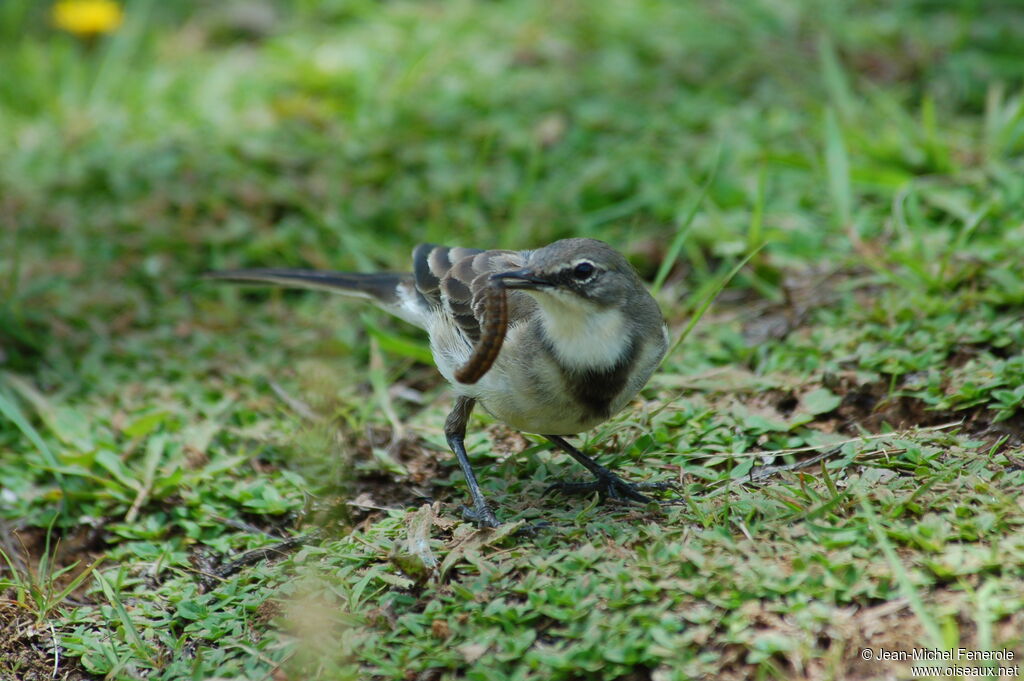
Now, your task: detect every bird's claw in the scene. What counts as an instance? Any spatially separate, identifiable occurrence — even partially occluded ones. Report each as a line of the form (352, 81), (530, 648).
(545, 472), (678, 505)
(459, 505), (552, 536)
(459, 503), (501, 529)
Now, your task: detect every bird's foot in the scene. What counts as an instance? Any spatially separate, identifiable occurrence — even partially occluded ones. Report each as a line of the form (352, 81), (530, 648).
(459, 503), (501, 529)
(545, 470), (678, 505)
(459, 504), (555, 535)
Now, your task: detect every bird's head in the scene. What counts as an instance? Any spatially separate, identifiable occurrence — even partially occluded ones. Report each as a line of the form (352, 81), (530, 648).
(490, 238), (642, 309)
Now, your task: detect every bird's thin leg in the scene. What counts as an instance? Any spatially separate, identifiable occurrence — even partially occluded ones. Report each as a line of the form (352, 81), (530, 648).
(543, 434), (677, 504)
(445, 397), (500, 528)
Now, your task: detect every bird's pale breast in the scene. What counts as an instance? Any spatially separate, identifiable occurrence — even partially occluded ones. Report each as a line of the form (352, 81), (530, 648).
(432, 317), (665, 435)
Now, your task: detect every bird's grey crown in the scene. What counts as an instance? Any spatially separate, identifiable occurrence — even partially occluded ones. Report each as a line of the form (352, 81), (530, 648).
(525, 238), (635, 275)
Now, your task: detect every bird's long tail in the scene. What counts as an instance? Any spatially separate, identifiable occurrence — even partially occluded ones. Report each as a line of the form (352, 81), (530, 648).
(204, 268), (427, 328)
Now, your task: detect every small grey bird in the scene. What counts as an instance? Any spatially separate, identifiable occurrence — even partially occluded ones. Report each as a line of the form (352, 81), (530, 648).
(208, 238), (671, 527)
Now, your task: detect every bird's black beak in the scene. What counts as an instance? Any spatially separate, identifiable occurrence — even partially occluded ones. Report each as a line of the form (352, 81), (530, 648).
(491, 268), (552, 290)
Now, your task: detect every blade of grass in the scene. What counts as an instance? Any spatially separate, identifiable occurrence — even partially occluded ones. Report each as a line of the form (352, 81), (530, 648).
(0, 544), (29, 605)
(824, 108), (852, 228)
(859, 496), (944, 649)
(0, 376), (66, 495)
(939, 200), (991, 286)
(50, 557), (104, 607)
(649, 243), (767, 422)
(920, 94), (952, 172)
(746, 164), (766, 252)
(651, 147), (721, 295)
(818, 35), (855, 121)
(363, 315), (433, 365)
(125, 432), (167, 523)
(94, 569), (157, 664)
(666, 242), (768, 359)
(89, 0), (152, 113)
(366, 336), (408, 476)
(973, 579), (999, 670)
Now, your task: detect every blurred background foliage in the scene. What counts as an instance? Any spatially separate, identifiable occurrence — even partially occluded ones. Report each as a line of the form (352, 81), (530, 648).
(3, 0), (1024, 376)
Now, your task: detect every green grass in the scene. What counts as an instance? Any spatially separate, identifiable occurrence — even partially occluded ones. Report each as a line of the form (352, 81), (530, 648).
(2, 1), (1024, 679)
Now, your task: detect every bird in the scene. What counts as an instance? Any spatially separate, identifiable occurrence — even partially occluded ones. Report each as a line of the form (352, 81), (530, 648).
(207, 238), (671, 527)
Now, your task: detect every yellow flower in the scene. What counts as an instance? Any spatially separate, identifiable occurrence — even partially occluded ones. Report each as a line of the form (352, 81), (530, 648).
(52, 0), (123, 36)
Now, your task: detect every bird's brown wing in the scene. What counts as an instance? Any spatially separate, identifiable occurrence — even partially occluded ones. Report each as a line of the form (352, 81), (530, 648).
(411, 244), (534, 342)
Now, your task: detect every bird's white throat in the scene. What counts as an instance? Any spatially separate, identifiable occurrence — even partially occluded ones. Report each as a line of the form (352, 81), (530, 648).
(532, 290), (630, 369)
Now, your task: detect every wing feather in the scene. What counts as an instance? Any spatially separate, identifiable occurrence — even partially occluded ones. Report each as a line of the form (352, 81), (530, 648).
(412, 244), (535, 342)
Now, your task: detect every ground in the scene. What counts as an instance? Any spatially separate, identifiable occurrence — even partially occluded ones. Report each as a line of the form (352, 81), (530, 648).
(1, 1), (1024, 680)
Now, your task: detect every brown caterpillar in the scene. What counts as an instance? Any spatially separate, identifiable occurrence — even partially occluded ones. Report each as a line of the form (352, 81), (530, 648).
(454, 279), (508, 384)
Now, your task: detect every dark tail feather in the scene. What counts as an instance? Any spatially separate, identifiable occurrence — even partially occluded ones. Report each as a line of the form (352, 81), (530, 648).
(205, 268), (400, 299)
(204, 268), (427, 327)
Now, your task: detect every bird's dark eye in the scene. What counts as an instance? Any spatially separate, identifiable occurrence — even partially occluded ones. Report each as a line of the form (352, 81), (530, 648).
(572, 262), (595, 280)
